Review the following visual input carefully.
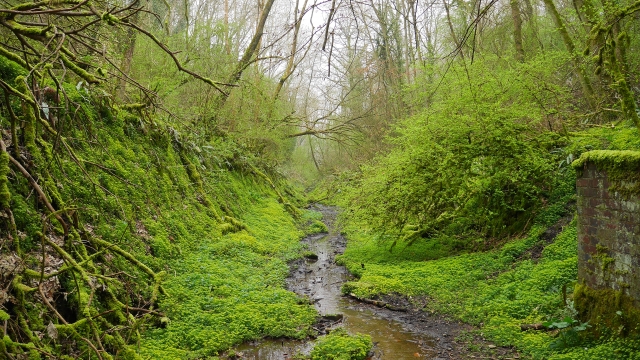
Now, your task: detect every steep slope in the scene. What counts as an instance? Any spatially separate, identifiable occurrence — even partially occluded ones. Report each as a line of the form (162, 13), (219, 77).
(0, 53), (316, 359)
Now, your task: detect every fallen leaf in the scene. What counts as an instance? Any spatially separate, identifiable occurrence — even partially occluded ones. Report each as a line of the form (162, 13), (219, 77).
(47, 321), (58, 340)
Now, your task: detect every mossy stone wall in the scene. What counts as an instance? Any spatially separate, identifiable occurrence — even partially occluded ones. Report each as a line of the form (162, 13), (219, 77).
(575, 152), (640, 306)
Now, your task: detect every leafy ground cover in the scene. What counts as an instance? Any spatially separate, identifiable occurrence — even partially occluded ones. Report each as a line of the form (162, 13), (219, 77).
(139, 199), (319, 359)
(308, 328), (372, 360)
(337, 206), (640, 358)
(335, 126), (640, 359)
(1, 71), (322, 358)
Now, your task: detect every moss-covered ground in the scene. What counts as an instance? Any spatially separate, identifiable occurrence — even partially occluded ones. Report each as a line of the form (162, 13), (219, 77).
(338, 198), (640, 359)
(1, 74), (324, 358)
(139, 199), (318, 358)
(308, 328), (372, 360)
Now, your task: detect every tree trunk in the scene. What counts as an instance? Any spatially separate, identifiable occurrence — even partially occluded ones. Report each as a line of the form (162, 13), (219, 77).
(609, 22), (640, 130)
(443, 0), (464, 59)
(116, 13), (139, 101)
(224, 0), (231, 55)
(228, 0), (276, 84)
(273, 0), (309, 100)
(542, 0), (595, 109)
(409, 0), (423, 66)
(510, 0), (525, 62)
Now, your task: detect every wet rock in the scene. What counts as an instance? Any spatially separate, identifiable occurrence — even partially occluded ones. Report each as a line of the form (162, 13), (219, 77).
(322, 313), (343, 321)
(303, 252), (319, 261)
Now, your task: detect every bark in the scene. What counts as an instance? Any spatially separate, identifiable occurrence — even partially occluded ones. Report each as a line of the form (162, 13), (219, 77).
(522, 0), (542, 54)
(228, 0), (277, 83)
(443, 0), (464, 59)
(510, 0), (525, 62)
(273, 0), (309, 100)
(409, 0), (423, 65)
(117, 24), (137, 101)
(542, 0), (595, 108)
(308, 136), (320, 171)
(609, 22), (640, 130)
(224, 0), (231, 55)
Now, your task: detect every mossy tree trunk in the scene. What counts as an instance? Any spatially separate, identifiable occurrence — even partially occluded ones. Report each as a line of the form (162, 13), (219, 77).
(542, 0), (596, 109)
(510, 0), (525, 62)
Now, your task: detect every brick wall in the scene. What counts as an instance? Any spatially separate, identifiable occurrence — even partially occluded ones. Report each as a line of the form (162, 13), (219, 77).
(576, 162), (640, 306)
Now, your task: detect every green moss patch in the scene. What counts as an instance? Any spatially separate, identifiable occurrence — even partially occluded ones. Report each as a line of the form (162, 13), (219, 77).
(139, 198), (316, 358)
(574, 284), (640, 337)
(308, 328), (372, 360)
(572, 150), (640, 197)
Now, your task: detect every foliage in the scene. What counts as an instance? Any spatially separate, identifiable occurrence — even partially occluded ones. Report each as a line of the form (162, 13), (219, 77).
(2, 0), (640, 357)
(340, 56), (563, 244)
(0, 69), (312, 358)
(140, 199), (317, 358)
(308, 328), (373, 360)
(301, 210), (328, 235)
(337, 126), (640, 359)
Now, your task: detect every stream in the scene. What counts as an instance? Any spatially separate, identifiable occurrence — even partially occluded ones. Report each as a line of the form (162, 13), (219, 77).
(235, 206), (449, 359)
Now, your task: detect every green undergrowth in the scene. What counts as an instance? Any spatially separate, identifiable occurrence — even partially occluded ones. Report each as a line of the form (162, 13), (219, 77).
(139, 199), (317, 358)
(339, 202), (639, 358)
(307, 328), (373, 360)
(301, 210), (328, 235)
(338, 182), (578, 359)
(336, 126), (640, 360)
(1, 76), (322, 358)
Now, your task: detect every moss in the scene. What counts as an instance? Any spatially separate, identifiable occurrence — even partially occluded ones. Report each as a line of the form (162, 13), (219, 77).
(59, 51), (100, 84)
(309, 327), (373, 360)
(307, 220), (328, 234)
(574, 283), (640, 337)
(221, 215), (247, 233)
(179, 152), (223, 220)
(14, 76), (40, 162)
(572, 150), (640, 197)
(591, 245), (615, 273)
(120, 103), (146, 111)
(101, 12), (120, 25)
(0, 150), (10, 208)
(4, 19), (50, 38)
(0, 52), (28, 81)
(249, 164), (301, 218)
(572, 150), (640, 170)
(303, 251), (319, 260)
(0, 59), (311, 359)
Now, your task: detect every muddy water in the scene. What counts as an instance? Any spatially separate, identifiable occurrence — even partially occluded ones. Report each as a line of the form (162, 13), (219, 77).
(236, 207), (439, 359)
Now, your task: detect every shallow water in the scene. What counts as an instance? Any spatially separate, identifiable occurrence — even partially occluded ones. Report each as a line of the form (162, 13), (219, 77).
(236, 214), (439, 359)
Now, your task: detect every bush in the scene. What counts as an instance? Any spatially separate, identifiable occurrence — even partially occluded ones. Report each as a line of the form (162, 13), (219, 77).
(341, 58), (557, 243)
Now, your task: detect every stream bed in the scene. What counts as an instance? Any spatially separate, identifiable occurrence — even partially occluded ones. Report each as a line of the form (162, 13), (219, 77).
(235, 206), (456, 359)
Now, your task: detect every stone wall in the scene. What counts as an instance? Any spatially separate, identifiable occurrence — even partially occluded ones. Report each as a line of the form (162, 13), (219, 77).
(575, 152), (640, 306)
